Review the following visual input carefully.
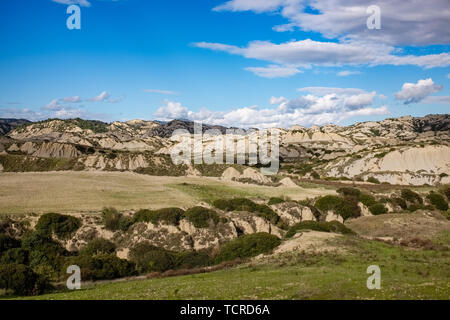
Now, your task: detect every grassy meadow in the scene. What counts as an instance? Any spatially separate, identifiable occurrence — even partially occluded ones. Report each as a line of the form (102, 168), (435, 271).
(0, 171), (334, 214)
(14, 231), (450, 300)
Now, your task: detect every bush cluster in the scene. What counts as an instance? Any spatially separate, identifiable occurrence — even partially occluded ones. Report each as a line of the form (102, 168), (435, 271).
(426, 192), (449, 211)
(133, 207), (185, 226)
(35, 213), (81, 239)
(102, 207), (133, 231)
(366, 177), (381, 184)
(268, 197), (285, 205)
(368, 203), (388, 215)
(214, 233), (281, 264)
(285, 221), (355, 238)
(401, 189), (423, 204)
(0, 263), (50, 296)
(129, 242), (211, 273)
(212, 198), (280, 224)
(184, 207), (220, 228)
(80, 238), (116, 256)
(65, 253), (136, 281)
(440, 185), (450, 201)
(314, 195), (360, 220)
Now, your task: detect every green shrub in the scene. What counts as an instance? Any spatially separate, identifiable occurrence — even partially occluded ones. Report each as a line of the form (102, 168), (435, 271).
(0, 248), (29, 265)
(426, 192), (449, 211)
(337, 187), (361, 197)
(401, 189), (423, 204)
(285, 221), (355, 238)
(214, 233), (281, 263)
(0, 234), (21, 256)
(129, 242), (175, 273)
(212, 198), (279, 224)
(268, 197), (285, 205)
(440, 185), (450, 201)
(133, 208), (185, 226)
(335, 197), (360, 220)
(102, 207), (132, 231)
(65, 254), (136, 281)
(359, 193), (377, 207)
(0, 263), (50, 296)
(174, 250), (211, 269)
(315, 195), (343, 212)
(367, 176), (381, 184)
(315, 195), (360, 220)
(310, 171), (320, 179)
(184, 207), (219, 228)
(369, 203), (388, 215)
(21, 231), (68, 279)
(391, 197), (407, 210)
(80, 239), (116, 256)
(35, 213), (81, 239)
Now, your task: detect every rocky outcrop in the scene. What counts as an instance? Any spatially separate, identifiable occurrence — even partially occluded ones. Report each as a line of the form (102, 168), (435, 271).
(271, 202), (316, 225)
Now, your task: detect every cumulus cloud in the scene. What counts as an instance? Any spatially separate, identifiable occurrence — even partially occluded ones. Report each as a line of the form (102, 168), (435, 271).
(395, 78), (443, 104)
(244, 65), (302, 78)
(270, 96), (287, 105)
(194, 39), (450, 74)
(153, 87), (389, 128)
(154, 100), (190, 120)
(213, 0), (450, 46)
(344, 92), (376, 109)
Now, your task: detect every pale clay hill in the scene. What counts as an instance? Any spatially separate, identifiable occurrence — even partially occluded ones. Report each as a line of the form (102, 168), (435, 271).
(0, 115), (449, 185)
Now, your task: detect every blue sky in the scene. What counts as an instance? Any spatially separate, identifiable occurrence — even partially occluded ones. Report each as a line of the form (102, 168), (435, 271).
(0, 0), (449, 128)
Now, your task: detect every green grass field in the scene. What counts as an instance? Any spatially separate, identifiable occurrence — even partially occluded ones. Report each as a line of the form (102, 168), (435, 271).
(14, 232), (450, 300)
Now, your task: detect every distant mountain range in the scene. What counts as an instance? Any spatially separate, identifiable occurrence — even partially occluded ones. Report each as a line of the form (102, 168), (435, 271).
(0, 118), (31, 135)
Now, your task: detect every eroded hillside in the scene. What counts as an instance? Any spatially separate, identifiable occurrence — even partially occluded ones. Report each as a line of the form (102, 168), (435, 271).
(0, 115), (449, 185)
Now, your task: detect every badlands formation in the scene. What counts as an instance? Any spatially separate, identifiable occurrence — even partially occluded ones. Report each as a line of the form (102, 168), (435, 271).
(0, 114), (449, 185)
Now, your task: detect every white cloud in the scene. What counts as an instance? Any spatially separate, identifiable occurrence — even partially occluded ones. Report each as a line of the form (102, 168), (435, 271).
(213, 0), (450, 46)
(245, 65), (302, 78)
(154, 100), (189, 120)
(194, 39), (450, 78)
(270, 96), (287, 105)
(344, 92), (376, 109)
(87, 91), (111, 102)
(422, 95), (450, 105)
(153, 87), (389, 128)
(62, 96), (82, 103)
(337, 70), (362, 76)
(144, 89), (178, 95)
(52, 0), (91, 7)
(395, 78), (443, 104)
(0, 108), (44, 121)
